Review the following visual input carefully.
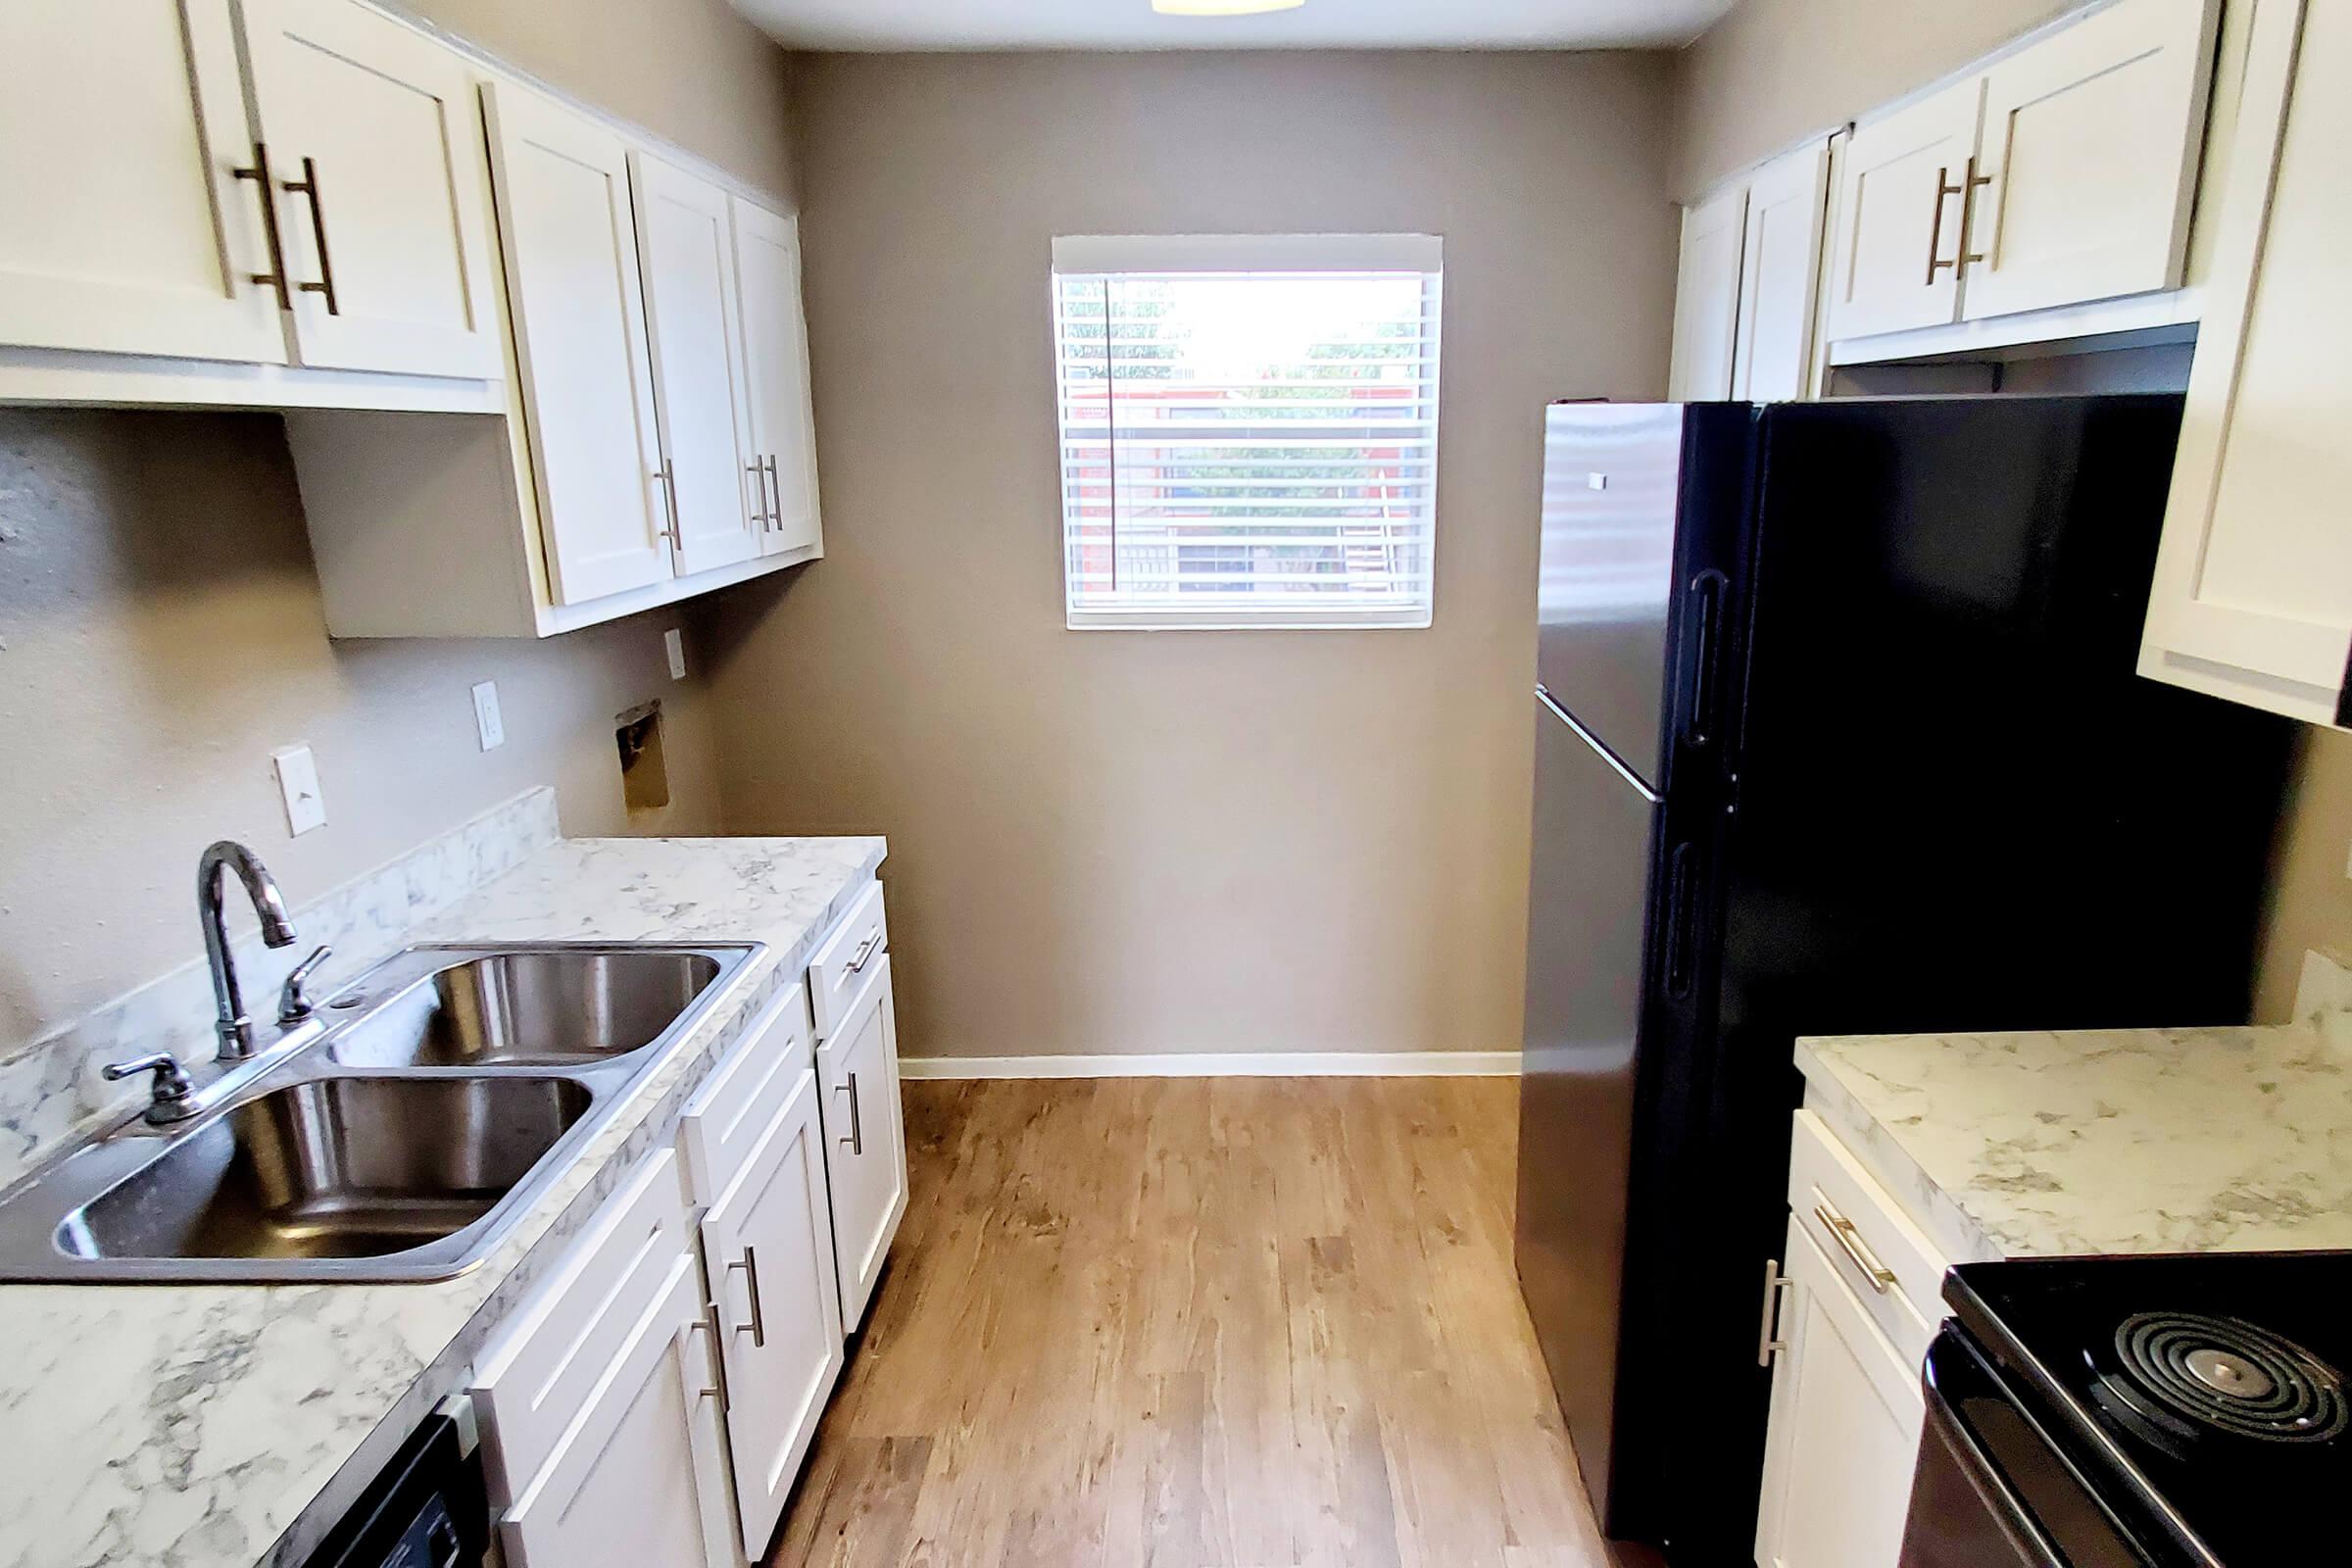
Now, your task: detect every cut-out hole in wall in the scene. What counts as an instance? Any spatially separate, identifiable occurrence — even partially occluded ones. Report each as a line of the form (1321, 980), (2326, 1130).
(616, 701), (669, 812)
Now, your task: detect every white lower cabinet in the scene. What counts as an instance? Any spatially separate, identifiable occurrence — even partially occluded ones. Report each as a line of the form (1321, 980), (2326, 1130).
(1754, 1215), (1926, 1568)
(700, 1066), (845, 1551)
(474, 1152), (735, 1568)
(1756, 1111), (1955, 1568)
(476, 907), (906, 1563)
(816, 954), (909, 1329)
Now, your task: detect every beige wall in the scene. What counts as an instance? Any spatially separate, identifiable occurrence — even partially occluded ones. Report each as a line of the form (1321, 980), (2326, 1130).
(404, 0), (798, 197)
(2257, 727), (2352, 1020)
(1670, 0), (2077, 197)
(698, 50), (1679, 1061)
(0, 411), (721, 1049)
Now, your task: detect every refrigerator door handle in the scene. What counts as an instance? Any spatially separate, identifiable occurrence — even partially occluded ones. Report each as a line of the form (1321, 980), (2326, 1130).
(1663, 842), (1699, 998)
(1683, 569), (1728, 749)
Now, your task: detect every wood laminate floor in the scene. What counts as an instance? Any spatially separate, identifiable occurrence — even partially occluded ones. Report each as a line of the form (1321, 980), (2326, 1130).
(766, 1077), (1619, 1568)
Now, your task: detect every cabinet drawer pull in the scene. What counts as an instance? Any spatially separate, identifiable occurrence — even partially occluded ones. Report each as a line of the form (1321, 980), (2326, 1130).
(1813, 1200), (1896, 1295)
(1756, 1257), (1796, 1368)
(726, 1249), (766, 1348)
(231, 142), (295, 312)
(843, 933), (881, 976)
(763, 455), (783, 528)
(278, 155), (341, 315)
(691, 1305), (731, 1404)
(836, 1072), (863, 1155)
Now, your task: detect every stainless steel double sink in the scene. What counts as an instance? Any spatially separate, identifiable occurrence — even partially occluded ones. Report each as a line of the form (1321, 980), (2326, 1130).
(0, 942), (758, 1284)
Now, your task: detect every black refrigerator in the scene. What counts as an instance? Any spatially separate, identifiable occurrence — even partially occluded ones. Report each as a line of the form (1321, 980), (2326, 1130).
(1513, 395), (2293, 1567)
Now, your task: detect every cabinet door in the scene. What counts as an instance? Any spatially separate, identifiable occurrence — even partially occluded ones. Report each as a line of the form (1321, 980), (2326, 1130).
(1826, 77), (1984, 340)
(702, 1065), (845, 1554)
(481, 81), (674, 606)
(815, 958), (908, 1328)
(0, 0), (286, 363)
(2141, 0), (2352, 726)
(1732, 142), (1832, 401)
(631, 152), (762, 578)
(1667, 184), (1747, 401)
(238, 0), (502, 379)
(730, 197), (825, 560)
(500, 1253), (734, 1568)
(1964, 0), (2221, 320)
(1753, 1217), (1926, 1568)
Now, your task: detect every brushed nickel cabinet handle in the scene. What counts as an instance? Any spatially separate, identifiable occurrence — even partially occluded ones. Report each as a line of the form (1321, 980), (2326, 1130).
(1756, 1258), (1796, 1368)
(278, 156), (340, 315)
(746, 461), (772, 528)
(727, 1250), (766, 1348)
(836, 1072), (864, 1155)
(652, 460), (681, 549)
(1953, 154), (1992, 278)
(763, 455), (783, 528)
(231, 142), (294, 311)
(843, 933), (880, 976)
(1813, 1200), (1896, 1295)
(691, 1305), (731, 1403)
(1928, 165), (1961, 283)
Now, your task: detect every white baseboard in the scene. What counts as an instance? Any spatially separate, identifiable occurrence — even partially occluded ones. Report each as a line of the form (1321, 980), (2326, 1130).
(898, 1051), (1520, 1080)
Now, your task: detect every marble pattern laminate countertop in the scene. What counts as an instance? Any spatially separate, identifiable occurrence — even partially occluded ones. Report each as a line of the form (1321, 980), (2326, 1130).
(0, 832), (885, 1568)
(1796, 1023), (2352, 1263)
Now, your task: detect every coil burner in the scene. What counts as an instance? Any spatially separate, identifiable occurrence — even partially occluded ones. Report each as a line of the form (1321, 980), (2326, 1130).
(2104, 1312), (2348, 1446)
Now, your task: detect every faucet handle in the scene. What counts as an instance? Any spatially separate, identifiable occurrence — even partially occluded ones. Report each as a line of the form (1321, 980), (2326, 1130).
(101, 1053), (199, 1123)
(277, 944), (334, 1024)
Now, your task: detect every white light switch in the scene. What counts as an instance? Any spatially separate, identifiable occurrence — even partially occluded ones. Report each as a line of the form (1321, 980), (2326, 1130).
(664, 628), (687, 682)
(471, 681), (505, 752)
(273, 746), (326, 836)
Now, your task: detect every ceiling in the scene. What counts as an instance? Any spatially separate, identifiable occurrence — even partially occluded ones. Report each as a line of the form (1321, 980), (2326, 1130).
(728, 0), (1737, 53)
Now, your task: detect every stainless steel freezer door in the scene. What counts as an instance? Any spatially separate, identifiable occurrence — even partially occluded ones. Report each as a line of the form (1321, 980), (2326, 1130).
(1535, 402), (1687, 794)
(1514, 690), (1661, 1524)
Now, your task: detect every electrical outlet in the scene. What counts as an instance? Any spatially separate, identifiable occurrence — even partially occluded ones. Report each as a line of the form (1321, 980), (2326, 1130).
(471, 681), (505, 751)
(664, 627), (687, 681)
(273, 745), (326, 836)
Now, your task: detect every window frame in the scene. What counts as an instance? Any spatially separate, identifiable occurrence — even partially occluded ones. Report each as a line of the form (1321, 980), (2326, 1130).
(1050, 233), (1446, 632)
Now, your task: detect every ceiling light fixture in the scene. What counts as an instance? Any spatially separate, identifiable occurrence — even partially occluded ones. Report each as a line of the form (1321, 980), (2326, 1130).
(1152, 0), (1306, 16)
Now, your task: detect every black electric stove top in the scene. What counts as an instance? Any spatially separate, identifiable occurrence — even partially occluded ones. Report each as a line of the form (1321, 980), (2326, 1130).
(1945, 1250), (2352, 1567)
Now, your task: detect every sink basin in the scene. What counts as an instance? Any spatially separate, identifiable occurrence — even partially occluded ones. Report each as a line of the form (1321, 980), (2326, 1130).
(0, 940), (759, 1282)
(329, 949), (725, 1069)
(55, 1075), (594, 1264)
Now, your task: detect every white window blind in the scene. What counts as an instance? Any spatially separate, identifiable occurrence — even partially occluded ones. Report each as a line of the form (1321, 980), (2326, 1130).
(1052, 234), (1444, 629)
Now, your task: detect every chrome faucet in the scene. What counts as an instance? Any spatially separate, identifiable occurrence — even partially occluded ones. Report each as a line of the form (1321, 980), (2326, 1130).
(198, 841), (298, 1056)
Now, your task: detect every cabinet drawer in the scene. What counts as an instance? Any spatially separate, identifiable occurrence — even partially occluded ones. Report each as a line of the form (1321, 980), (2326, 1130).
(678, 980), (813, 1205)
(472, 1149), (691, 1496)
(1787, 1110), (1950, 1365)
(807, 880), (888, 1040)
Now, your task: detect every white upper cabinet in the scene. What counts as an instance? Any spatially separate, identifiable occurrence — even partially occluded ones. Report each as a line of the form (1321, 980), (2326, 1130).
(237, 0), (502, 380)
(1827, 76), (1983, 340)
(0, 1), (287, 365)
(2141, 0), (2352, 726)
(481, 81), (675, 606)
(1732, 142), (1832, 401)
(1964, 0), (2220, 320)
(1668, 184), (1747, 400)
(1828, 0), (2220, 345)
(631, 152), (762, 579)
(730, 198), (826, 561)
